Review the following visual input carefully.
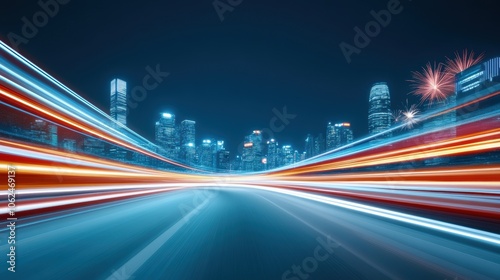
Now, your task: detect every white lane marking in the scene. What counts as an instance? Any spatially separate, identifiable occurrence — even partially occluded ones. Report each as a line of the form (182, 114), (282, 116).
(107, 197), (211, 280)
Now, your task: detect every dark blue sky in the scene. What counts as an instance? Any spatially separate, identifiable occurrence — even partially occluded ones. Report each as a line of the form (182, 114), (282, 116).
(1, 0), (499, 154)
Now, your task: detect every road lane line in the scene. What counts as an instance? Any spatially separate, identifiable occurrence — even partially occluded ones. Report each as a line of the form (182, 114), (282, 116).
(106, 196), (211, 280)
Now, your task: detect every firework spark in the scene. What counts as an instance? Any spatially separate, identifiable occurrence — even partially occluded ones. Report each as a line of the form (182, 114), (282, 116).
(392, 109), (403, 123)
(409, 62), (455, 103)
(445, 49), (484, 75)
(401, 104), (420, 129)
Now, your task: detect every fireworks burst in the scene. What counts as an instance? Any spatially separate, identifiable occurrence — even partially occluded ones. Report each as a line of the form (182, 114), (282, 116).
(409, 62), (455, 104)
(392, 109), (402, 123)
(394, 101), (420, 129)
(445, 49), (484, 75)
(401, 104), (420, 129)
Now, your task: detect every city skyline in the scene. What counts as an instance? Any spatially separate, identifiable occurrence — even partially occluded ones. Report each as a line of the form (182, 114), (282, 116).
(1, 2), (500, 279)
(3, 52), (497, 172)
(2, 0), (499, 155)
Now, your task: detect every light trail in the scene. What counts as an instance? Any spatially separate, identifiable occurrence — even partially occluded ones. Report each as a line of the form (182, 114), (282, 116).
(0, 39), (499, 252)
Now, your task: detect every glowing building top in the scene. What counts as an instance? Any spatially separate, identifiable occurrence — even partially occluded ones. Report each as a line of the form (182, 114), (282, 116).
(368, 82), (392, 138)
(110, 78), (127, 126)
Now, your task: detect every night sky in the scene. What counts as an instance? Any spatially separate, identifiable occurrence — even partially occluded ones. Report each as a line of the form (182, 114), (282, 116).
(1, 0), (499, 155)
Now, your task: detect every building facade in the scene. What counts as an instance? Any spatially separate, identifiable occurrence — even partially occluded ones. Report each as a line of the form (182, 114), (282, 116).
(198, 139), (216, 169)
(155, 113), (179, 159)
(305, 134), (314, 158)
(110, 79), (127, 126)
(327, 122), (353, 150)
(267, 138), (279, 169)
(368, 82), (392, 138)
(179, 120), (196, 163)
(242, 130), (265, 171)
(314, 133), (326, 156)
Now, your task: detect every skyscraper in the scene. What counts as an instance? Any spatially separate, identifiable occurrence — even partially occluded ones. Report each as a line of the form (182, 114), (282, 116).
(110, 79), (127, 126)
(314, 133), (326, 156)
(267, 138), (279, 169)
(282, 145), (294, 166)
(368, 82), (392, 138)
(216, 150), (231, 170)
(454, 57), (500, 163)
(242, 130), (264, 171)
(304, 134), (314, 159)
(179, 120), (196, 163)
(456, 57), (500, 97)
(293, 150), (301, 163)
(216, 140), (225, 152)
(455, 57), (500, 119)
(327, 122), (354, 150)
(335, 123), (354, 147)
(198, 139), (216, 169)
(155, 113), (179, 159)
(326, 122), (335, 151)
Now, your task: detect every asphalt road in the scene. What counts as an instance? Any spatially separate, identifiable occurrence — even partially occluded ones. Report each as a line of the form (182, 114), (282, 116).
(1, 187), (498, 280)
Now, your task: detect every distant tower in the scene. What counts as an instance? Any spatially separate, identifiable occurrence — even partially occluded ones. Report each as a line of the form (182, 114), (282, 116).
(326, 122), (336, 151)
(155, 113), (179, 159)
(242, 130), (264, 171)
(179, 120), (196, 163)
(110, 79), (127, 126)
(267, 139), (279, 169)
(368, 82), (392, 138)
(314, 133), (326, 155)
(282, 145), (294, 166)
(216, 149), (231, 170)
(305, 134), (314, 158)
(335, 123), (354, 148)
(326, 122), (353, 150)
(198, 139), (216, 169)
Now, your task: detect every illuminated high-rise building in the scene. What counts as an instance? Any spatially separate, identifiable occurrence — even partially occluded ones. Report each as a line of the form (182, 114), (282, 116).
(368, 82), (392, 138)
(242, 130), (264, 171)
(110, 79), (127, 126)
(336, 123), (354, 147)
(293, 150), (300, 163)
(326, 122), (336, 151)
(216, 140), (225, 152)
(314, 133), (326, 155)
(304, 134), (314, 158)
(267, 138), (279, 169)
(282, 145), (294, 166)
(179, 120), (196, 163)
(327, 122), (354, 150)
(216, 149), (231, 170)
(198, 139), (216, 169)
(155, 113), (179, 159)
(456, 57), (500, 97)
(455, 57), (500, 119)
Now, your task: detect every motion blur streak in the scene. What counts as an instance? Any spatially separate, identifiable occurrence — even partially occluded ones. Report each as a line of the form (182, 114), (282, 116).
(0, 42), (499, 279)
